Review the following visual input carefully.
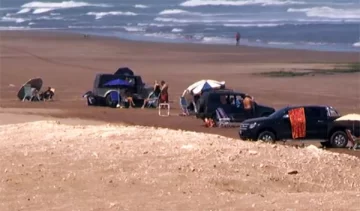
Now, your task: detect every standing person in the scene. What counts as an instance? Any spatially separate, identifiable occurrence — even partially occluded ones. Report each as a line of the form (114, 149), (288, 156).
(235, 32), (241, 46)
(159, 80), (169, 104)
(243, 95), (253, 118)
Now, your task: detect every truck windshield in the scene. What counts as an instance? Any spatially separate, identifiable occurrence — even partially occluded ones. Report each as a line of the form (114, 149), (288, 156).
(268, 107), (289, 118)
(327, 107), (340, 117)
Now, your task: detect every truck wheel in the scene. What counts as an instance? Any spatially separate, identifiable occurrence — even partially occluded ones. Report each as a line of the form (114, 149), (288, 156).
(257, 131), (276, 143)
(105, 94), (112, 107)
(330, 131), (348, 148)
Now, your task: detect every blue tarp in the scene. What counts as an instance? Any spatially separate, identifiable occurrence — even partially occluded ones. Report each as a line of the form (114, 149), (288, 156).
(201, 82), (212, 91)
(103, 79), (130, 86)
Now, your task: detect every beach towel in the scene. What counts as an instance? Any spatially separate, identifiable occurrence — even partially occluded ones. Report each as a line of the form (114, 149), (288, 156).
(289, 107), (306, 139)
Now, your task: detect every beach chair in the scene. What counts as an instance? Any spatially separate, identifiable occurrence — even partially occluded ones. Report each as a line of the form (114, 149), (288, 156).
(179, 96), (190, 116)
(143, 91), (160, 108)
(22, 84), (33, 101)
(22, 85), (40, 101)
(346, 129), (360, 150)
(215, 107), (240, 128)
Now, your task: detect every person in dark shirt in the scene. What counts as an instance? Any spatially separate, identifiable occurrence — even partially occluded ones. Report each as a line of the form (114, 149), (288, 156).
(153, 80), (161, 97)
(235, 32), (241, 46)
(141, 80), (161, 108)
(40, 87), (55, 101)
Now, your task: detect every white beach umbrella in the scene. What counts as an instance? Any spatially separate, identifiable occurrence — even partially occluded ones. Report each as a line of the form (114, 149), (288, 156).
(184, 79), (225, 95)
(335, 113), (360, 121)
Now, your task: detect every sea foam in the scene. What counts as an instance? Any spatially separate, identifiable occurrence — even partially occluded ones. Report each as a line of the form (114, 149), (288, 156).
(180, 0), (305, 7)
(134, 4), (148, 9)
(287, 6), (360, 19)
(159, 9), (191, 15)
(18, 1), (110, 14)
(87, 11), (137, 19)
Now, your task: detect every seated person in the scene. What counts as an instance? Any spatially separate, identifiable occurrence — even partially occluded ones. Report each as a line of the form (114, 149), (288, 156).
(141, 81), (161, 108)
(40, 87), (55, 101)
(123, 90), (136, 108)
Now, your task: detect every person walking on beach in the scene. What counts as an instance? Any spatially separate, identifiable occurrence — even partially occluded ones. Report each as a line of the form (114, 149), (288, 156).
(235, 32), (241, 46)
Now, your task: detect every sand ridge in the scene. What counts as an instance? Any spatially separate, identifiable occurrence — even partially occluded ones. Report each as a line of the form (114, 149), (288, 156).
(1, 120), (359, 210)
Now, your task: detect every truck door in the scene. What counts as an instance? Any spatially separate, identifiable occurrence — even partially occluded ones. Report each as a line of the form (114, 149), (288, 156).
(277, 111), (293, 139)
(304, 107), (328, 139)
(229, 94), (247, 122)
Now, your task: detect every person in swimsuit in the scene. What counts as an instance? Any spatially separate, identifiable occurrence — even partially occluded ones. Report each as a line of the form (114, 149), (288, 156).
(159, 80), (169, 103)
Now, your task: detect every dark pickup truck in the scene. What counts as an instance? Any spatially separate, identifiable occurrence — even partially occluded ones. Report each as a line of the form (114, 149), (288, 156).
(239, 105), (359, 148)
(196, 90), (275, 122)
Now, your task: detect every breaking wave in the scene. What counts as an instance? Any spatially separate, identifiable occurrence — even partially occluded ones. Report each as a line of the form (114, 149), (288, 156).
(123, 26), (145, 32)
(21, 1), (109, 8)
(171, 28), (183, 32)
(87, 11), (137, 19)
(1, 16), (28, 23)
(223, 23), (283, 27)
(180, 0), (305, 7)
(33, 8), (54, 14)
(154, 17), (195, 23)
(287, 7), (360, 19)
(159, 9), (191, 15)
(18, 1), (110, 14)
(17, 8), (31, 14)
(353, 42), (360, 47)
(134, 4), (148, 9)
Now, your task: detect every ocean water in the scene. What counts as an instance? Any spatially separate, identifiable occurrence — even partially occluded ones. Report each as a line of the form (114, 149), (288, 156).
(0, 0), (359, 52)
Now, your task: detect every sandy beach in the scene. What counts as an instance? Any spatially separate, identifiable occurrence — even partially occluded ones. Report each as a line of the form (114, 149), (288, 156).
(0, 31), (359, 210)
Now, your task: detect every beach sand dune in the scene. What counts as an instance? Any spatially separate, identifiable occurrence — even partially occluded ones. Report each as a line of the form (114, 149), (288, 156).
(1, 120), (359, 211)
(1, 31), (360, 210)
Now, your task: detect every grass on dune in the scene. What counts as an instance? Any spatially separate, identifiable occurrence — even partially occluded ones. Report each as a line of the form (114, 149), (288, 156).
(254, 63), (360, 77)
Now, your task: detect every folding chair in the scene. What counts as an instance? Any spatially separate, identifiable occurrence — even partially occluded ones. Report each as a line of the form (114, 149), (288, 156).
(215, 107), (240, 128)
(145, 95), (160, 108)
(22, 84), (32, 101)
(346, 129), (360, 150)
(179, 96), (190, 116)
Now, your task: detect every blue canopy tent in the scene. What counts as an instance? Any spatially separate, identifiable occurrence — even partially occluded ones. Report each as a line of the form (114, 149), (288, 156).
(103, 78), (131, 86)
(103, 79), (131, 108)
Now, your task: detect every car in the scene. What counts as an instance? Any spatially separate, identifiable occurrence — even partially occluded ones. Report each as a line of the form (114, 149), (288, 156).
(92, 73), (153, 107)
(239, 105), (358, 148)
(196, 89), (275, 122)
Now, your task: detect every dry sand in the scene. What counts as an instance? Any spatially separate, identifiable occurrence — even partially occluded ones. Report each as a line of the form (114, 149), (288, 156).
(0, 31), (360, 210)
(1, 117), (359, 211)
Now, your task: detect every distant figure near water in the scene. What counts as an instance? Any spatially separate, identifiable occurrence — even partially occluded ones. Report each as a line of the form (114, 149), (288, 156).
(235, 32), (241, 46)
